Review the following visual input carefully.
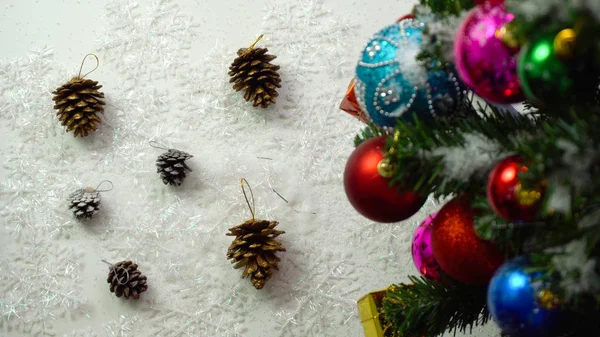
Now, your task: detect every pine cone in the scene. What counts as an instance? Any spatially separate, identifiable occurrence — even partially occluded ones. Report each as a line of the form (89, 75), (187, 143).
(226, 219), (286, 289)
(229, 47), (282, 108)
(68, 187), (100, 220)
(107, 261), (148, 300)
(52, 77), (105, 137)
(156, 149), (193, 186)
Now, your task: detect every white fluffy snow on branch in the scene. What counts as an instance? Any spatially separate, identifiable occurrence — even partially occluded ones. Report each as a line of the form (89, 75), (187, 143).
(426, 133), (505, 183)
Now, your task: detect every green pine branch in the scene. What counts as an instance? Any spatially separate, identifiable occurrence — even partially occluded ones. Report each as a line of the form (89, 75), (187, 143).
(418, 0), (475, 16)
(472, 194), (535, 254)
(368, 104), (600, 335)
(354, 122), (387, 147)
(383, 275), (489, 337)
(385, 104), (542, 199)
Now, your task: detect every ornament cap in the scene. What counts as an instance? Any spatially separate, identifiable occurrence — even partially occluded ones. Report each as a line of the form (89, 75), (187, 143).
(376, 158), (395, 178)
(84, 187), (95, 193)
(536, 289), (560, 310)
(514, 183), (543, 206)
(344, 136), (425, 223)
(554, 28), (577, 60)
(495, 23), (519, 50)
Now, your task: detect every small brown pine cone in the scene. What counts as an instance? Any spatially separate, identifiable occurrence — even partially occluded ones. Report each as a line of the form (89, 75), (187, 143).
(52, 77), (105, 137)
(107, 261), (148, 300)
(228, 47), (282, 108)
(226, 219), (286, 289)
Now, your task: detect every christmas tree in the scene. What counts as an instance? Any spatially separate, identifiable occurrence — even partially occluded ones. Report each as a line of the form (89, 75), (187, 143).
(343, 0), (600, 336)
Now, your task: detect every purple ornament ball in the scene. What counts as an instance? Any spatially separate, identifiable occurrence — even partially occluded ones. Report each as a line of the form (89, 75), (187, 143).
(454, 4), (524, 104)
(411, 212), (441, 280)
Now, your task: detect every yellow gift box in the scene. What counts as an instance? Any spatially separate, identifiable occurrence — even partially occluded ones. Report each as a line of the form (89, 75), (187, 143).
(357, 289), (389, 337)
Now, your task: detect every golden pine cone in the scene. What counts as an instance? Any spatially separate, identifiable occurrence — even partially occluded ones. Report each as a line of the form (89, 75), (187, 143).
(228, 47), (282, 108)
(52, 77), (105, 137)
(226, 219), (286, 289)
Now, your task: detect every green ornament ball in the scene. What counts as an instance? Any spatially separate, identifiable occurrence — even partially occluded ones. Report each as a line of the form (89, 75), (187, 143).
(518, 33), (599, 106)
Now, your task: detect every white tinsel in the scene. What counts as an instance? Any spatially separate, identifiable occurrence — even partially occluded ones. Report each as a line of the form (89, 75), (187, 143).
(546, 180), (572, 214)
(552, 239), (600, 298)
(420, 10), (469, 64)
(396, 39), (429, 86)
(557, 139), (597, 190)
(578, 209), (600, 230)
(413, 4), (432, 18)
(547, 178), (571, 213)
(427, 133), (504, 183)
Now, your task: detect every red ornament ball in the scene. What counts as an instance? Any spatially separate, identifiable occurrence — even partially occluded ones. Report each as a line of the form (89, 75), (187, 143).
(343, 136), (426, 223)
(431, 197), (504, 284)
(487, 155), (544, 221)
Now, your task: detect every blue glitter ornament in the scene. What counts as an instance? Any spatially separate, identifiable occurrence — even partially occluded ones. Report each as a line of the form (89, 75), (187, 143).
(488, 256), (562, 337)
(355, 18), (465, 128)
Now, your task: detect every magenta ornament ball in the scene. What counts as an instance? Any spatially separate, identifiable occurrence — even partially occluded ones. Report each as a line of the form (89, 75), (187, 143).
(454, 4), (524, 104)
(411, 212), (441, 280)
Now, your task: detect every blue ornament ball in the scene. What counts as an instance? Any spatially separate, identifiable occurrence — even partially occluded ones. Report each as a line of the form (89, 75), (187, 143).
(355, 17), (465, 128)
(487, 256), (562, 337)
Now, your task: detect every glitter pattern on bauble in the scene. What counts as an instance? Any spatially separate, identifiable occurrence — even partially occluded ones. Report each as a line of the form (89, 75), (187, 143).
(488, 256), (562, 337)
(454, 4), (524, 104)
(430, 197), (504, 284)
(355, 17), (465, 128)
(411, 212), (442, 280)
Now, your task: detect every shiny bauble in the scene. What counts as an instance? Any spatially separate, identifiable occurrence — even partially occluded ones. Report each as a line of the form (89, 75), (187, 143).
(518, 32), (600, 106)
(454, 4), (524, 104)
(487, 155), (543, 222)
(355, 17), (465, 128)
(343, 136), (426, 223)
(488, 256), (562, 337)
(430, 197), (504, 284)
(411, 212), (442, 280)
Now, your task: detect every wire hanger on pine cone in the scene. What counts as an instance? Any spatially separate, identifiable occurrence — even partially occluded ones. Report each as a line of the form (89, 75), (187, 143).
(240, 178), (256, 220)
(102, 259), (129, 285)
(92, 180), (114, 192)
(77, 53), (100, 80)
(149, 140), (169, 151)
(245, 34), (264, 54)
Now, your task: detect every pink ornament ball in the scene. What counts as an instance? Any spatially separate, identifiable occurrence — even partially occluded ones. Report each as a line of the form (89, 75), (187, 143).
(454, 5), (524, 104)
(411, 212), (441, 280)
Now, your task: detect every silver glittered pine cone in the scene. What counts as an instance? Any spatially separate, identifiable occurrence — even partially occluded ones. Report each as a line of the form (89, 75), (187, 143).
(68, 187), (101, 220)
(156, 149), (193, 186)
